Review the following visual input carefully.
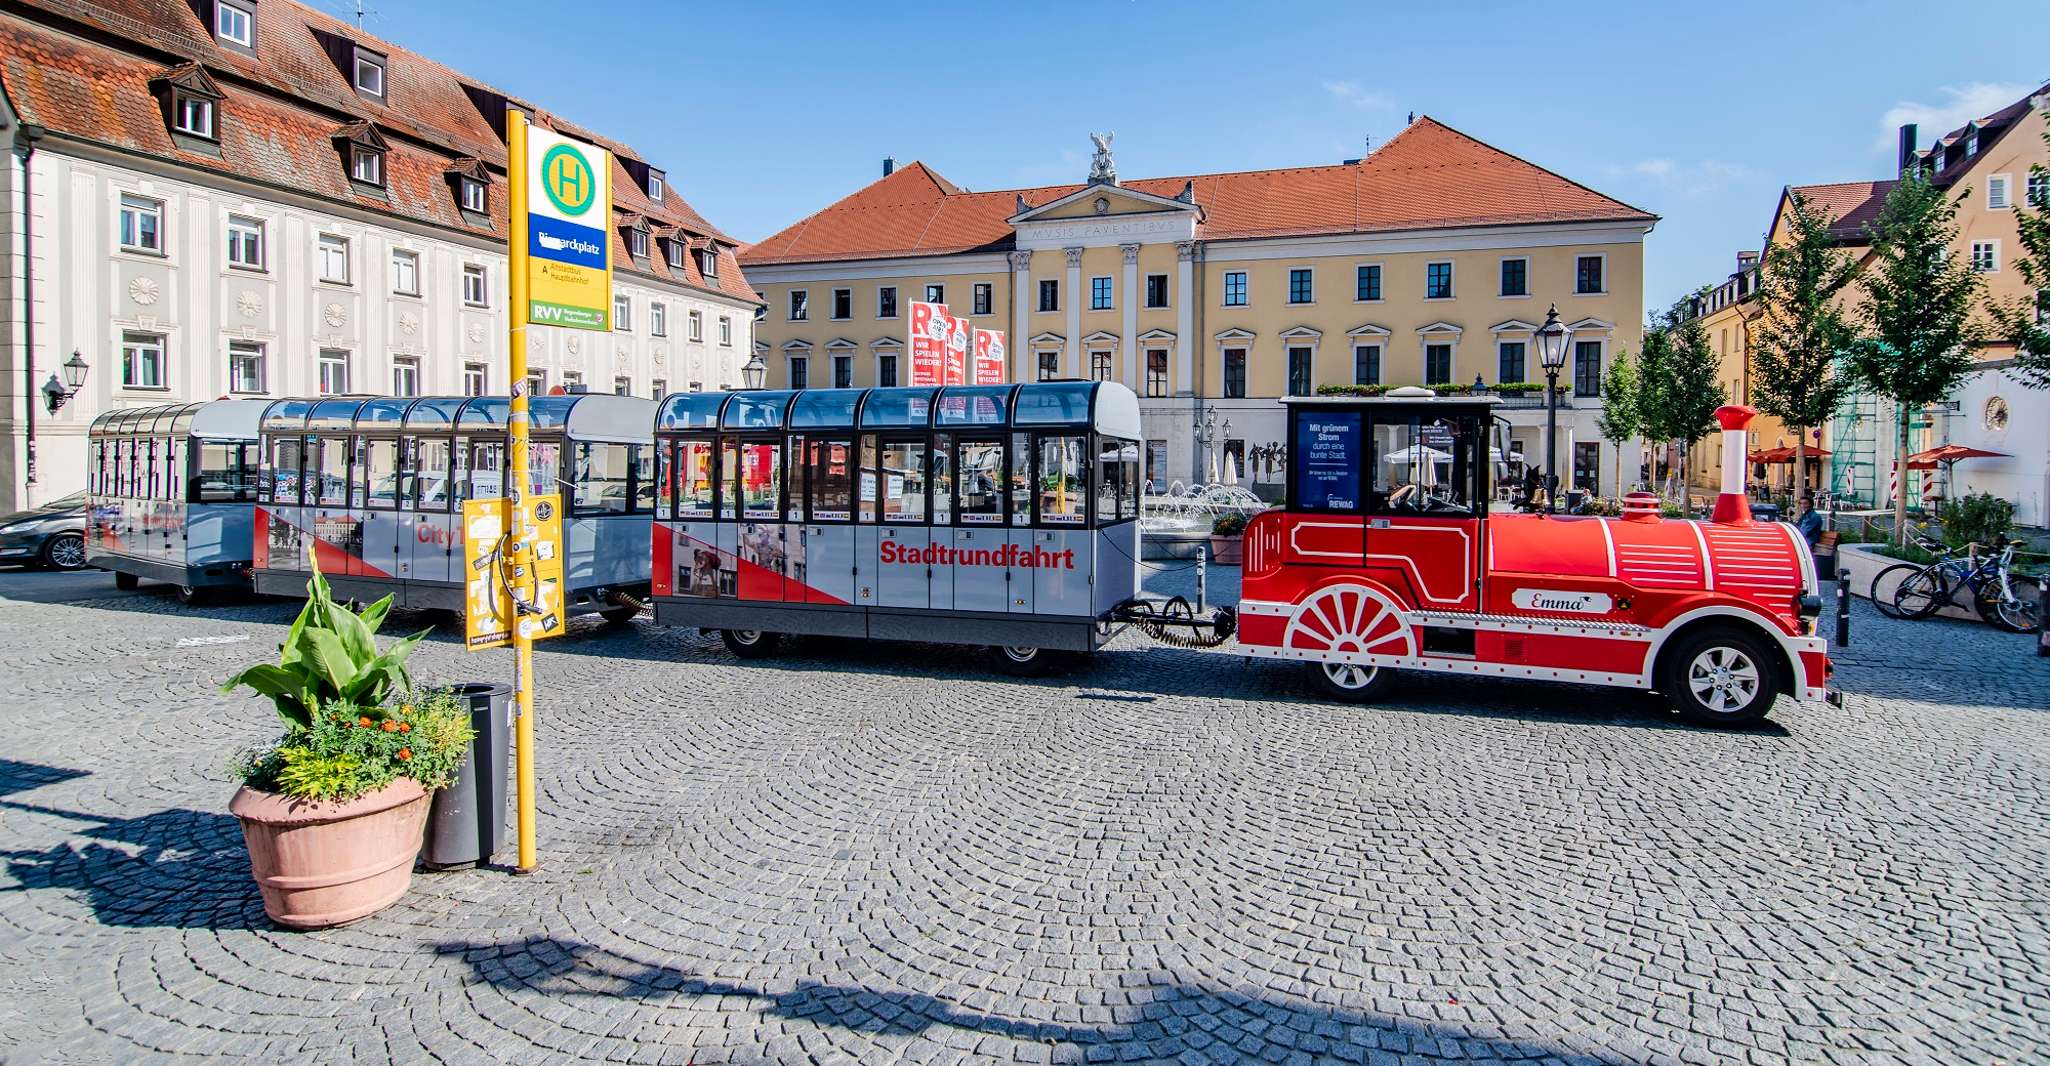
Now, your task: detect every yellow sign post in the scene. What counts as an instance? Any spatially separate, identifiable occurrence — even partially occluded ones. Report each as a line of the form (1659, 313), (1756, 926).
(462, 496), (566, 651)
(501, 108), (611, 874)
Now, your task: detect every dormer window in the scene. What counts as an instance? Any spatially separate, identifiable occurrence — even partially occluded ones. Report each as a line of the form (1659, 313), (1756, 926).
(215, 0), (254, 48)
(353, 49), (386, 99)
(699, 248), (717, 278)
(665, 240), (684, 269)
(1965, 132), (1978, 156)
(647, 170), (665, 202)
(173, 92), (214, 138)
(629, 225), (649, 259)
(351, 145), (383, 185)
(460, 177), (486, 213)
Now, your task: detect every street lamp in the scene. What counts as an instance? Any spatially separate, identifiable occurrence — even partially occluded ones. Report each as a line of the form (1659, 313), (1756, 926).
(740, 352), (767, 390)
(42, 350), (89, 413)
(1533, 304), (1574, 513)
(1196, 408), (1232, 484)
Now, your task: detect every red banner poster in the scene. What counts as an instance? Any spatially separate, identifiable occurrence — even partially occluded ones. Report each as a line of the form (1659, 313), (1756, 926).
(908, 301), (952, 386)
(973, 328), (1007, 385)
(946, 312), (970, 385)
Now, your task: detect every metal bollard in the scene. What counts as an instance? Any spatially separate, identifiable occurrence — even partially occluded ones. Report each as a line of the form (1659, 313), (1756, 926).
(1196, 551), (1207, 614)
(1835, 568), (1851, 648)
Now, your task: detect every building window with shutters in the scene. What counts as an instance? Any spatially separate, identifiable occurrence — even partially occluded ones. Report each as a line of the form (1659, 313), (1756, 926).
(1223, 348), (1246, 398)
(1498, 341), (1526, 384)
(1573, 341), (1603, 396)
(1353, 345), (1379, 386)
(1287, 347), (1312, 396)
(1425, 343), (1452, 385)
(1145, 350), (1168, 397)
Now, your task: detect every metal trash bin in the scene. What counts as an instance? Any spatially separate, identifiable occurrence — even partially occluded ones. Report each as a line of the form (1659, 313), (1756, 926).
(421, 682), (512, 869)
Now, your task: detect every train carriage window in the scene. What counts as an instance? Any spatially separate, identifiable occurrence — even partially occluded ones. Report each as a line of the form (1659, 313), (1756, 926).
(879, 438), (926, 522)
(655, 442), (674, 520)
(360, 439), (401, 510)
(675, 440), (716, 518)
(807, 439), (853, 521)
(89, 441), (103, 494)
(530, 441), (561, 500)
(196, 442), (255, 503)
(1038, 435), (1087, 526)
(270, 438), (303, 503)
(415, 439), (453, 511)
(144, 439), (160, 498)
(738, 441), (782, 520)
(857, 436), (879, 523)
(785, 435), (806, 521)
(630, 444), (655, 514)
(1093, 438), (1124, 523)
(571, 442), (632, 515)
(718, 438), (740, 519)
(1010, 432), (1033, 525)
(468, 441), (505, 500)
(1120, 441), (1141, 521)
(312, 437), (349, 507)
(957, 438), (1005, 524)
(931, 434), (953, 525)
(1366, 413), (1476, 516)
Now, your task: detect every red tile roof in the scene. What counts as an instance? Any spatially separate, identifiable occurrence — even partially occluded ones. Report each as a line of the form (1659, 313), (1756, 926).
(742, 118), (1657, 267)
(1779, 180), (1898, 245)
(0, 0), (755, 303)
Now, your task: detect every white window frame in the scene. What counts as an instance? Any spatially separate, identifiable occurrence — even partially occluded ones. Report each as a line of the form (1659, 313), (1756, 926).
(1221, 270), (1249, 308)
(462, 363), (487, 397)
(1286, 266), (1315, 306)
(1986, 174), (2011, 210)
(392, 357), (420, 398)
(226, 213), (265, 270)
(353, 51), (386, 98)
(650, 302), (668, 337)
(614, 293), (633, 331)
(1090, 276), (1114, 311)
(317, 233), (350, 284)
(614, 375), (632, 396)
(647, 173), (665, 201)
(833, 354), (854, 389)
(1574, 253), (1608, 295)
(787, 355), (809, 389)
(628, 227), (649, 259)
(121, 332), (168, 390)
(650, 378), (667, 399)
(173, 93), (214, 138)
(317, 348), (350, 395)
(1497, 255), (1531, 298)
(118, 194), (164, 255)
(665, 241), (684, 269)
(789, 290), (808, 321)
(389, 249), (420, 296)
(350, 145), (383, 186)
(688, 309), (703, 342)
(214, 0), (253, 46)
(1971, 240), (1999, 273)
(228, 339), (266, 394)
(1353, 261), (1384, 303)
(1424, 261), (1456, 300)
(1145, 273), (1170, 309)
(2029, 172), (2050, 209)
(925, 283), (945, 304)
(831, 287), (853, 320)
(562, 370), (584, 393)
(877, 285), (899, 319)
(718, 316), (732, 347)
(459, 177), (487, 213)
(462, 263), (488, 307)
(699, 249), (717, 277)
(973, 281), (993, 316)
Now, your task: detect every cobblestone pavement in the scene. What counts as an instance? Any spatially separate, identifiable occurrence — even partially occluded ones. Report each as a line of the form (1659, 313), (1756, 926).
(1, 565), (2047, 1065)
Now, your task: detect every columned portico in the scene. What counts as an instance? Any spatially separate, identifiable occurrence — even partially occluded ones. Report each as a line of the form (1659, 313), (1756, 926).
(1063, 247), (1083, 375)
(1009, 250), (1032, 381)
(1120, 243), (1141, 385)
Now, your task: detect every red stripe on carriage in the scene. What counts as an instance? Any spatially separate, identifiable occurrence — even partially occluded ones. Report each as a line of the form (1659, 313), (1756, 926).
(252, 508), (270, 570)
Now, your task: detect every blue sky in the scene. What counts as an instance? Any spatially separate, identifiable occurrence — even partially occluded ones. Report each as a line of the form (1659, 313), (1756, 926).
(351, 0), (2049, 313)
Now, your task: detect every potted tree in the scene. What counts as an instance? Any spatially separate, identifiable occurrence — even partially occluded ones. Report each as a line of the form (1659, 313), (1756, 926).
(222, 560), (473, 929)
(1210, 511), (1248, 565)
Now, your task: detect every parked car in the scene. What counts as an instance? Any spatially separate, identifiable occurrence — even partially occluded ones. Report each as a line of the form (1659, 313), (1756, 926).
(0, 491), (88, 570)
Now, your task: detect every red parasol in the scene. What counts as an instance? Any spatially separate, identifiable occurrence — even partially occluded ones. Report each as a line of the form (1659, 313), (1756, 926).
(1907, 443), (2007, 470)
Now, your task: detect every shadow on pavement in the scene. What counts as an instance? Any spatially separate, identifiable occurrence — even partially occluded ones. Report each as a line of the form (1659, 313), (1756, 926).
(0, 760), (268, 931)
(436, 934), (1600, 1062)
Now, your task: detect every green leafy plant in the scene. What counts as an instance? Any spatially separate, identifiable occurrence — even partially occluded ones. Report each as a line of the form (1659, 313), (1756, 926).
(1315, 383), (1390, 396)
(1211, 511), (1248, 536)
(231, 688), (476, 802)
(221, 555), (431, 728)
(1492, 381), (1547, 394)
(1936, 492), (2015, 550)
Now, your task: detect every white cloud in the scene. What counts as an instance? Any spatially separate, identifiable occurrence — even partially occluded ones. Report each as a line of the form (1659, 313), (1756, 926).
(1877, 83), (2034, 151)
(1600, 158), (1749, 198)
(1322, 80), (1392, 111)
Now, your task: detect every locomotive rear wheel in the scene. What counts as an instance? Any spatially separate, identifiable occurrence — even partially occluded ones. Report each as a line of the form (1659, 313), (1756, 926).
(1660, 627), (1780, 727)
(721, 629), (781, 659)
(1308, 660), (1397, 703)
(992, 644), (1055, 677)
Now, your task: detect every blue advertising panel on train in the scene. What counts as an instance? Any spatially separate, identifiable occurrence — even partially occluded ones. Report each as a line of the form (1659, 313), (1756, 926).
(1293, 411), (1361, 510)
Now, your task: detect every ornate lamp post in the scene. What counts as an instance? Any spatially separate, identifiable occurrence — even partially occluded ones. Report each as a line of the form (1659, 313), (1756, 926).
(740, 352), (767, 390)
(1533, 304), (1574, 514)
(1196, 409), (1232, 484)
(42, 350), (89, 413)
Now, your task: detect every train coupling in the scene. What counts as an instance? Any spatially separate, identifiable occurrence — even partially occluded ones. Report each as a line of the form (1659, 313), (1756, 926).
(1113, 598), (1237, 648)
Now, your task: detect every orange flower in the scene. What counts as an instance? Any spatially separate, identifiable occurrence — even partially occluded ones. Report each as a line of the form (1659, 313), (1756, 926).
(398, 722), (412, 733)
(358, 716), (373, 728)
(397, 748), (412, 760)
(382, 720), (399, 733)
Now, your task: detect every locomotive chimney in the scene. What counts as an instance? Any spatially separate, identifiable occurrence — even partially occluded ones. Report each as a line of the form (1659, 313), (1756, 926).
(1711, 405), (1757, 525)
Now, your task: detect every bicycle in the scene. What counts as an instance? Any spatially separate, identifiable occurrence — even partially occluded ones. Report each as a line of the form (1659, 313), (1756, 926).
(1890, 535), (2042, 633)
(1869, 532), (1955, 621)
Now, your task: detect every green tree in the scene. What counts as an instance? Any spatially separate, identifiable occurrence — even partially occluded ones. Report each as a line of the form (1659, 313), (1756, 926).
(1594, 346), (1640, 496)
(1992, 127), (2050, 386)
(1848, 173), (1984, 545)
(1750, 191), (1859, 504)
(1638, 296), (1728, 500)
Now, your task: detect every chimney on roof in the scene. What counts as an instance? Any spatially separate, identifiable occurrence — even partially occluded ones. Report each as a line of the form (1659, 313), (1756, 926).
(1406, 111), (1415, 124)
(1736, 250), (1759, 271)
(883, 157), (896, 177)
(1896, 124), (1917, 176)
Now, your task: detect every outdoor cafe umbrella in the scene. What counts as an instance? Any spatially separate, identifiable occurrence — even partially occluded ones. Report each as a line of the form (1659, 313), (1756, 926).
(1907, 443), (2007, 498)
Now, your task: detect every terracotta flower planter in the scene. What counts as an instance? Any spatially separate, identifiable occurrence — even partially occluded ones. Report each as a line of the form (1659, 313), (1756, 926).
(1209, 534), (1243, 566)
(230, 777), (430, 930)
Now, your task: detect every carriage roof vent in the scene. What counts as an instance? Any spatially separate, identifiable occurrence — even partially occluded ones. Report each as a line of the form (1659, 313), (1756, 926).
(1620, 492), (1661, 523)
(1385, 385), (1435, 399)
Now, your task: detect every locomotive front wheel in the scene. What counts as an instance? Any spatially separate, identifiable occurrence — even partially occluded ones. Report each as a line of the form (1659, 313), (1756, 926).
(1308, 660), (1397, 703)
(114, 571), (140, 591)
(1659, 627), (1780, 727)
(721, 629), (781, 659)
(992, 644), (1055, 677)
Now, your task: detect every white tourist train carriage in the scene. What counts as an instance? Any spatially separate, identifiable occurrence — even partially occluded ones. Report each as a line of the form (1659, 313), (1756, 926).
(84, 399), (266, 602)
(651, 382), (1144, 673)
(252, 394), (655, 619)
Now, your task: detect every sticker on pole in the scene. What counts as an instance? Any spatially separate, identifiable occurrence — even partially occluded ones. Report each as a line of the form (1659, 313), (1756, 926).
(525, 127), (613, 332)
(463, 499), (513, 650)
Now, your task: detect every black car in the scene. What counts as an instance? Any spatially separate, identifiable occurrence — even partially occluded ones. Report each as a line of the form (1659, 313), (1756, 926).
(0, 491), (88, 571)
